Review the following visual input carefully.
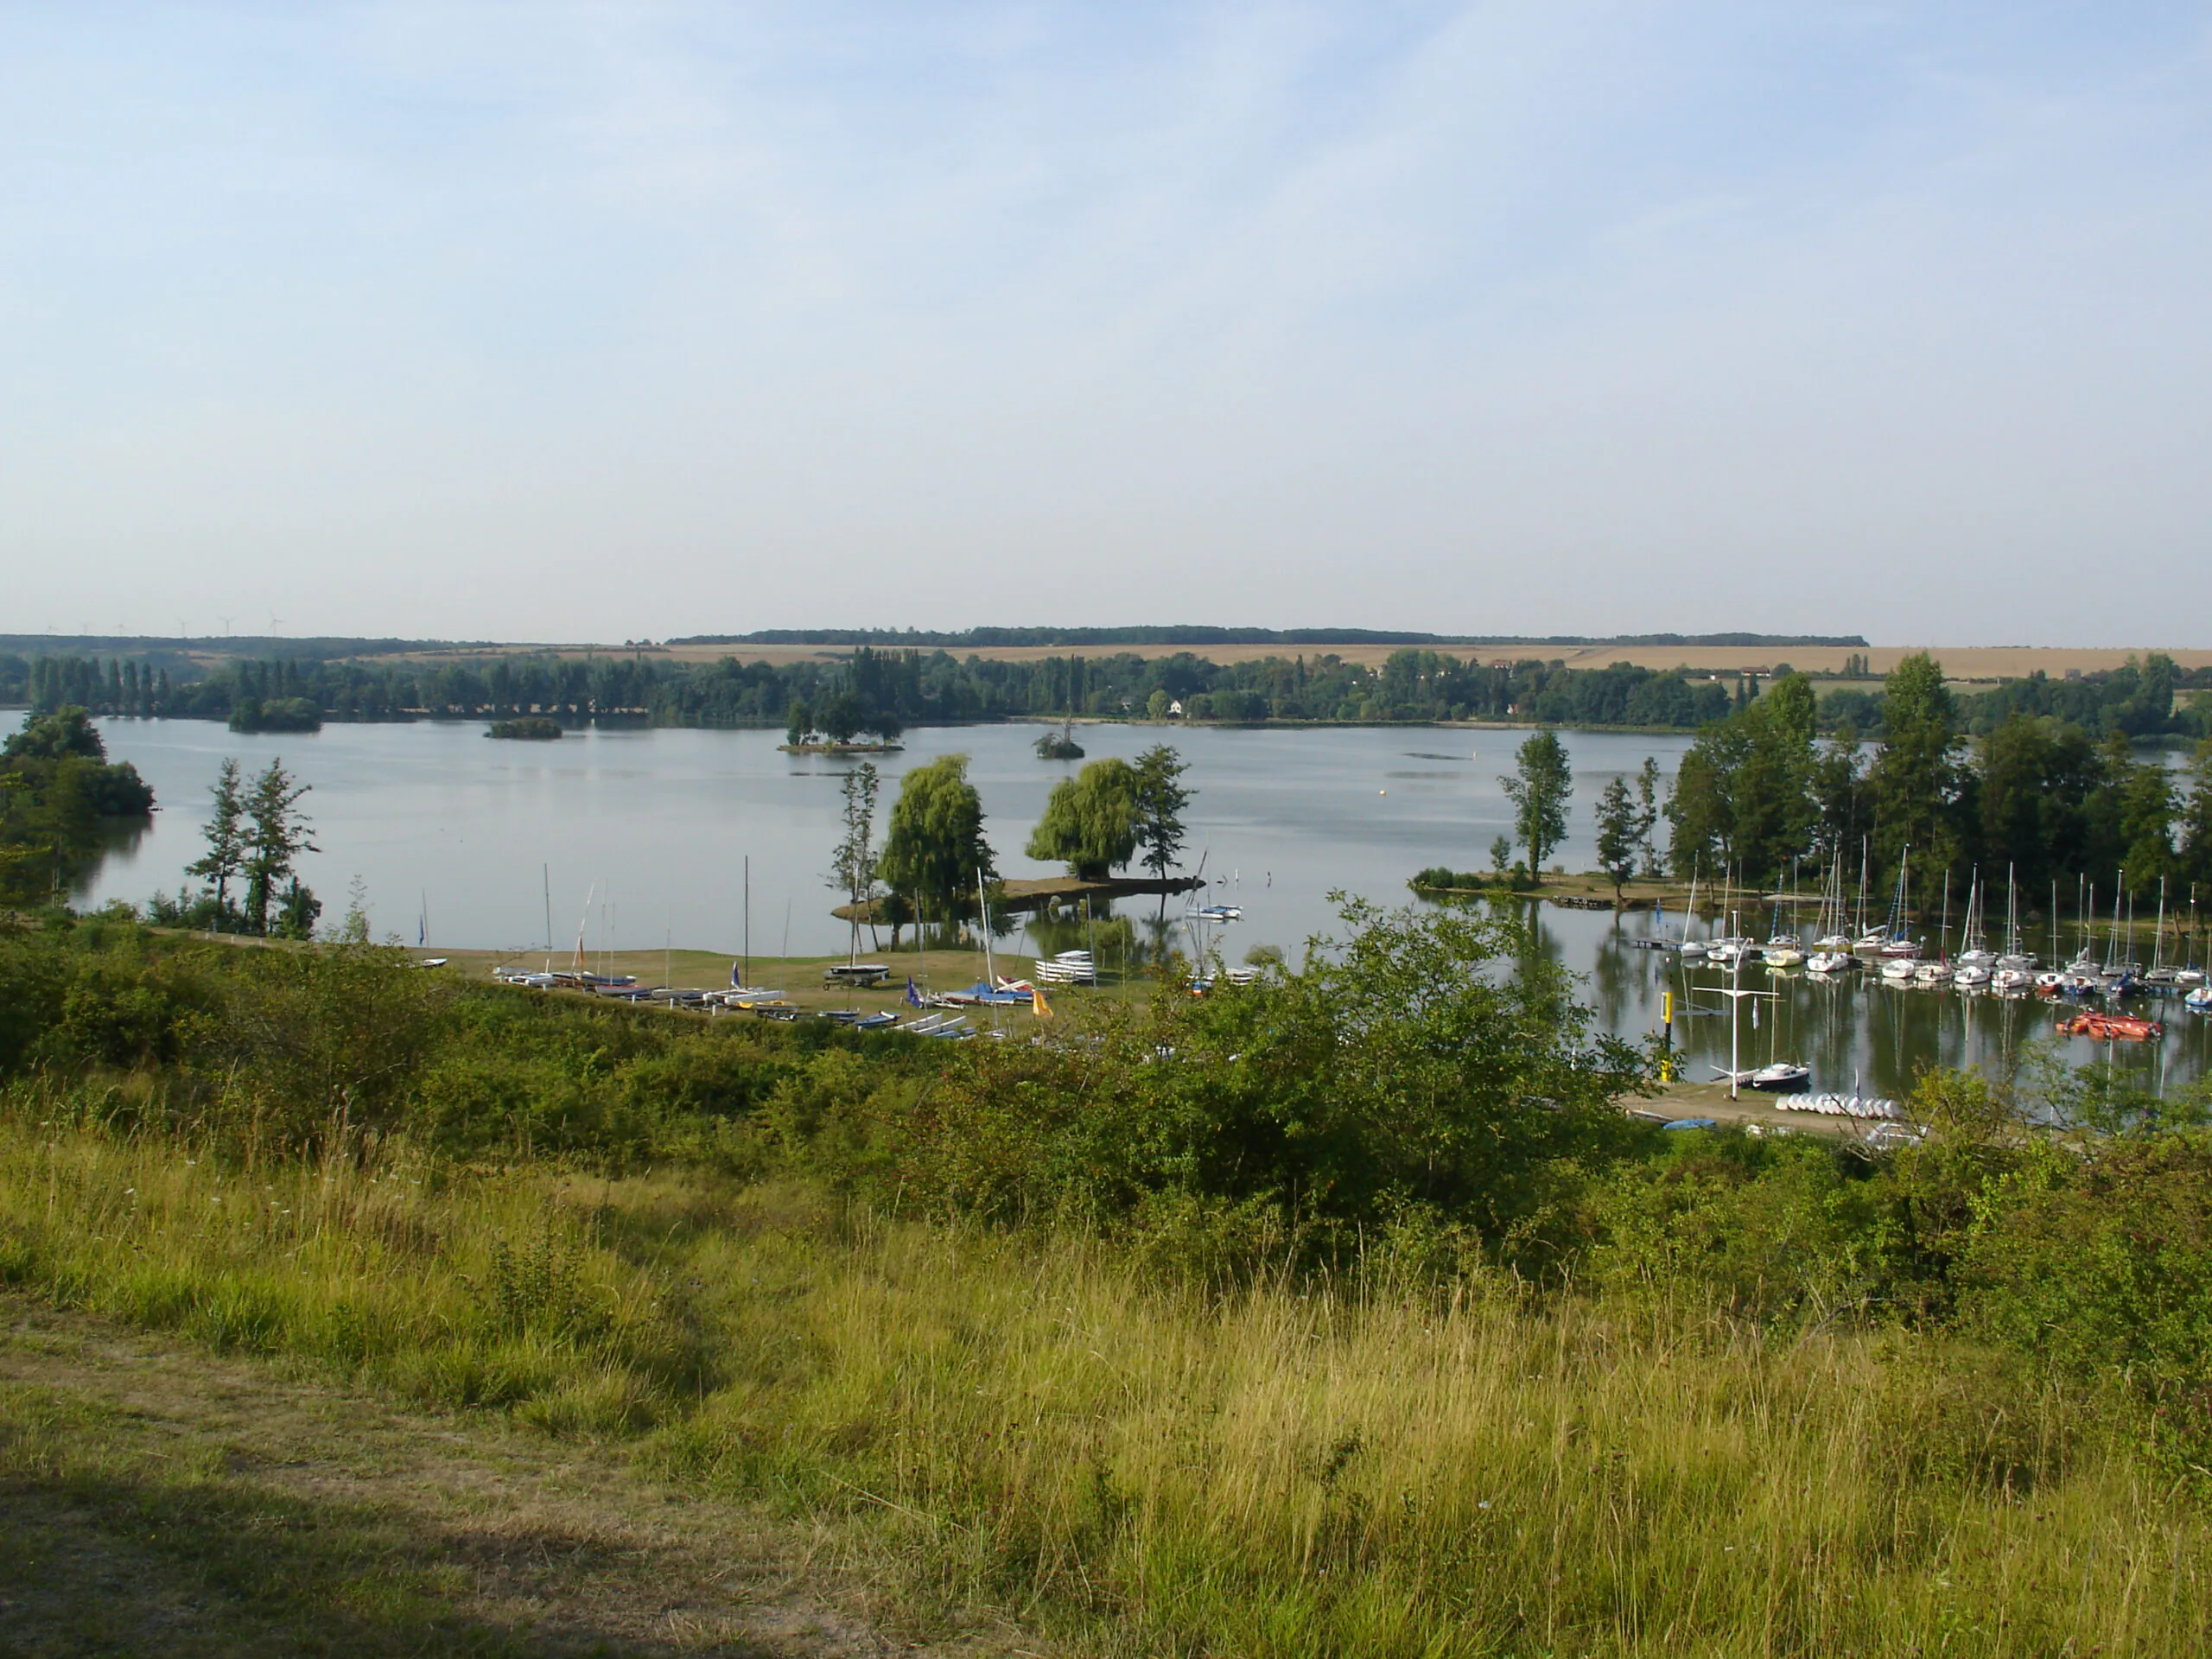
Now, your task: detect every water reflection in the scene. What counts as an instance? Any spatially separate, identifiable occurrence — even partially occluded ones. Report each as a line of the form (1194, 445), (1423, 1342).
(64, 817), (154, 909)
(1402, 890), (2206, 1100)
(1580, 903), (2205, 1101)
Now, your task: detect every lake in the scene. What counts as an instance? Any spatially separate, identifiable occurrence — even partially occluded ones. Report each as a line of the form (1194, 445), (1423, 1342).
(79, 716), (2212, 1100)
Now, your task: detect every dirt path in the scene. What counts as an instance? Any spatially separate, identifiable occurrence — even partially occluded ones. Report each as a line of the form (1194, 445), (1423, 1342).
(0, 1299), (1026, 1658)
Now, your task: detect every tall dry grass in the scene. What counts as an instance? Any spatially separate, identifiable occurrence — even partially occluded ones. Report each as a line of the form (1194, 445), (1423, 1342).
(0, 1111), (699, 1432)
(647, 1188), (2208, 1656)
(4, 1115), (2209, 1656)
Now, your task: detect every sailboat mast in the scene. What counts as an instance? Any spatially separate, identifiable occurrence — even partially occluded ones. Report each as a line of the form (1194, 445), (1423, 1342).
(1857, 837), (1869, 937)
(976, 870), (995, 987)
(2108, 874), (2123, 973)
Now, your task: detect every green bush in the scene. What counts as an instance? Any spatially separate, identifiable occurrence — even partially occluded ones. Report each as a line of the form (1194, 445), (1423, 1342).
(1586, 1127), (1888, 1322)
(1957, 1132), (2212, 1462)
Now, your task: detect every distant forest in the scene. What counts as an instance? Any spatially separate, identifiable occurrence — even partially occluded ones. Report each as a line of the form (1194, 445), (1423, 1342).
(673, 627), (1873, 649)
(5, 644), (2210, 743)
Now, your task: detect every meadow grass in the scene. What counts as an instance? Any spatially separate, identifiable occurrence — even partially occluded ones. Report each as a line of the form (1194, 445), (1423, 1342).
(5, 1115), (2209, 1656)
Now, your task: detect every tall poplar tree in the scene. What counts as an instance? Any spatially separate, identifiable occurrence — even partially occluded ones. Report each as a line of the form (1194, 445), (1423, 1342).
(1501, 730), (1572, 881)
(827, 763), (881, 950)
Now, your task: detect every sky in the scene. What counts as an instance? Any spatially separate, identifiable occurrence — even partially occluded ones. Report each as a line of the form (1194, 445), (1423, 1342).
(3, 3), (2209, 646)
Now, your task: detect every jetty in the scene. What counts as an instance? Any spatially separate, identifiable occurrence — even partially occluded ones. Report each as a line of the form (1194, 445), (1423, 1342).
(833, 874), (1205, 925)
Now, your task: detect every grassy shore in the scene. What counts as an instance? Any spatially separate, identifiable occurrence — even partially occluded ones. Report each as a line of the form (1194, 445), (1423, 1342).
(5, 1118), (2210, 1656)
(422, 944), (1154, 1020)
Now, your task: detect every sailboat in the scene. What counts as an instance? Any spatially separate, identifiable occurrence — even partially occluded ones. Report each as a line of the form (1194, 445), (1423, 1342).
(1763, 866), (1805, 967)
(1861, 847), (1918, 957)
(2177, 882), (2205, 987)
(1811, 849), (1852, 953)
(2055, 880), (2102, 999)
(1914, 872), (1953, 984)
(1677, 861), (1708, 958)
(1807, 852), (1854, 972)
(1872, 855), (1921, 980)
(1954, 867), (1993, 988)
(2101, 880), (2141, 997)
(1993, 863), (2037, 990)
(1704, 866), (1758, 968)
(2144, 877), (2179, 993)
(1955, 868), (1995, 966)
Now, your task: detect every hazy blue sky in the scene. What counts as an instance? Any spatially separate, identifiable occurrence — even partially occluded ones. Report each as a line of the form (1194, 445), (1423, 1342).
(4, 3), (2208, 645)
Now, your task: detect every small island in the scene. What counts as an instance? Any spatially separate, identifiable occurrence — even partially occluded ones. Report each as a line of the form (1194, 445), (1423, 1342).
(1034, 717), (1084, 760)
(487, 716), (563, 741)
(228, 696), (322, 734)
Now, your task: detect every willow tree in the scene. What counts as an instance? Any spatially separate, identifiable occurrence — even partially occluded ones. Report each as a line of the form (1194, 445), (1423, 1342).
(880, 753), (995, 924)
(1027, 758), (1140, 880)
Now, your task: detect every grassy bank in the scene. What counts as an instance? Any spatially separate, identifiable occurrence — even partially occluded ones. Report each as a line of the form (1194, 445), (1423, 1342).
(4, 1122), (2210, 1655)
(9, 912), (2212, 1652)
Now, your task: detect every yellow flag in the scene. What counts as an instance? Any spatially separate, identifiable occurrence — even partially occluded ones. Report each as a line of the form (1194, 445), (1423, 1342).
(1032, 986), (1053, 1019)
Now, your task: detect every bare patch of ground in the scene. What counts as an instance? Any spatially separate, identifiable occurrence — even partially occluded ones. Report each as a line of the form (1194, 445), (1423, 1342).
(0, 1298), (1027, 1658)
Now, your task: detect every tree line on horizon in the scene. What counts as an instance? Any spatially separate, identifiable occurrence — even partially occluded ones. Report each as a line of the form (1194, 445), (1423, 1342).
(16, 643), (2212, 743)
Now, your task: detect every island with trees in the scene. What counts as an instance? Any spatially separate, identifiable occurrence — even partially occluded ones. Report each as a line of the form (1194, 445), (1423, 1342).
(828, 744), (1205, 939)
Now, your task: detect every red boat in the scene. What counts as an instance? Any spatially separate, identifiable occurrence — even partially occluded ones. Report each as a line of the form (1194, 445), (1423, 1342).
(2056, 1010), (2164, 1042)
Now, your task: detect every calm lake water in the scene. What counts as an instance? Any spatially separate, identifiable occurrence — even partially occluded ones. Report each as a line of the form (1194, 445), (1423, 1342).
(80, 717), (2212, 1099)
